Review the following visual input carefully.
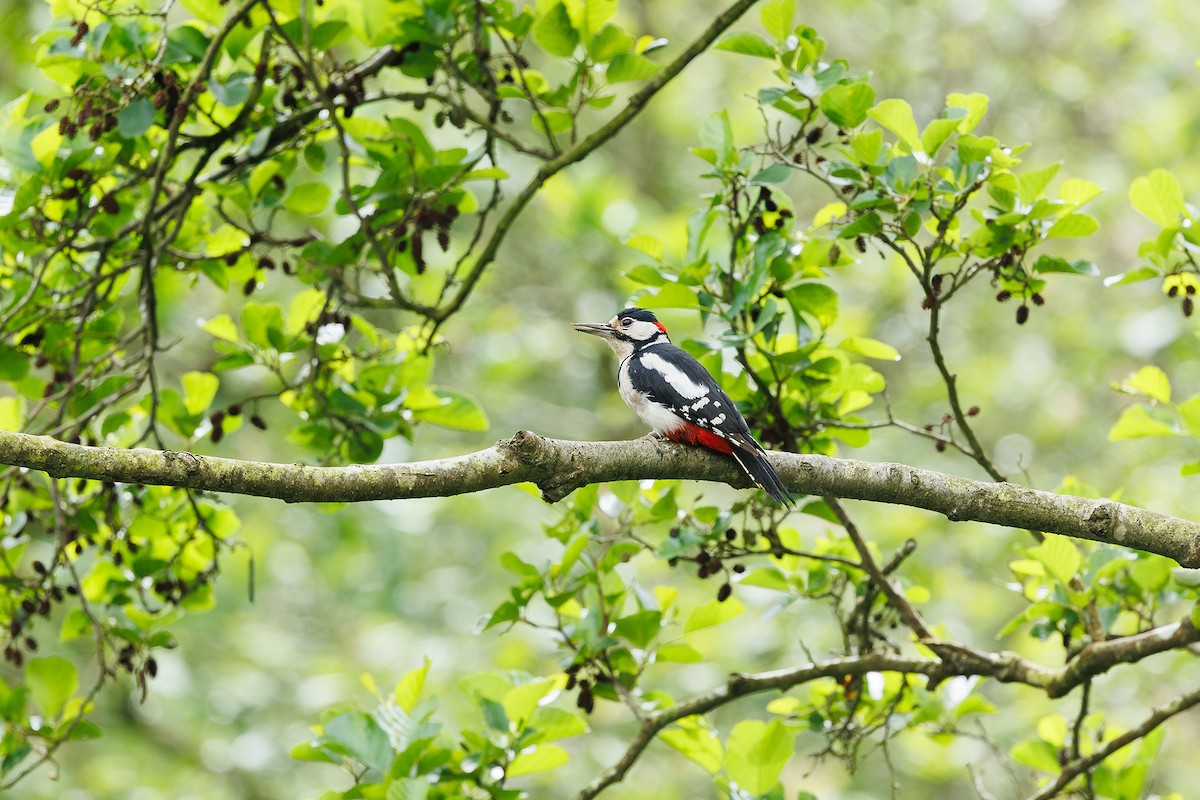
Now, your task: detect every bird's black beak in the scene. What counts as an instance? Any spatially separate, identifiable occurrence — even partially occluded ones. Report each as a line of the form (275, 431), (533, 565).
(573, 322), (615, 338)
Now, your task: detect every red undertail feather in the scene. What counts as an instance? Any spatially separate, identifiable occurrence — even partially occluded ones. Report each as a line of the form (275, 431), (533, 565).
(666, 422), (735, 454)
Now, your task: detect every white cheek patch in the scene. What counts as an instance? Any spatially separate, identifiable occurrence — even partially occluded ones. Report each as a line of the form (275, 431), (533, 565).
(638, 352), (707, 399)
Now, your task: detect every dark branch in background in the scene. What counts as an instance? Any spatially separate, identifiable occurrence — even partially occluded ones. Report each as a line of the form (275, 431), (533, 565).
(1, 429), (1198, 565)
(574, 618), (1200, 800)
(1027, 685), (1200, 800)
(426, 0), (761, 325)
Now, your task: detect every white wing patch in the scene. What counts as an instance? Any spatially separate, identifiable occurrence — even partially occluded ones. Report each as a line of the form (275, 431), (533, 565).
(638, 351), (708, 399)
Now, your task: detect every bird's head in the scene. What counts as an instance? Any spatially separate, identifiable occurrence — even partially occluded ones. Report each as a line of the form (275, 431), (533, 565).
(573, 307), (670, 359)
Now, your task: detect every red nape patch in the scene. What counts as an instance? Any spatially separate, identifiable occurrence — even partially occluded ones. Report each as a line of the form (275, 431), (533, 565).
(654, 321), (669, 335)
(666, 423), (734, 454)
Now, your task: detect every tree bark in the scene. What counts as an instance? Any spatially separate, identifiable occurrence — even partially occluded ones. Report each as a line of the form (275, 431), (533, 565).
(1, 429), (1198, 565)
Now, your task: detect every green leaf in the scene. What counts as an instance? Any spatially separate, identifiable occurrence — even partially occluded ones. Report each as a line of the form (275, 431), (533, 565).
(635, 281), (699, 309)
(748, 164), (793, 185)
(507, 743), (569, 777)
(588, 24), (633, 60)
(324, 711), (393, 773)
(607, 52), (661, 82)
(1179, 395), (1200, 439)
(1103, 266), (1159, 287)
(503, 679), (557, 725)
(786, 283), (838, 329)
(1011, 739), (1060, 773)
(393, 659), (430, 714)
(1045, 212), (1099, 238)
(1124, 365), (1172, 404)
(581, 0), (618, 38)
(654, 643), (703, 662)
(715, 32), (776, 59)
(920, 116), (962, 157)
(1058, 178), (1103, 207)
(27, 656), (77, 718)
(1029, 534), (1081, 585)
(820, 82), (876, 128)
(1018, 162), (1061, 205)
(410, 389), (489, 431)
(760, 0), (796, 41)
(210, 73), (253, 107)
(0, 344), (29, 380)
(1108, 404), (1178, 440)
(201, 313), (240, 343)
(725, 719), (793, 796)
(532, 3), (578, 57)
(241, 303), (284, 350)
(1129, 168), (1185, 228)
(838, 336), (900, 361)
(946, 92), (988, 132)
(684, 597), (745, 633)
(285, 182), (332, 216)
(1032, 255), (1099, 276)
(527, 706), (587, 742)
(614, 610), (662, 648)
(1129, 555), (1171, 591)
(181, 371), (219, 415)
(117, 99), (155, 139)
(661, 716), (723, 774)
(868, 98), (921, 152)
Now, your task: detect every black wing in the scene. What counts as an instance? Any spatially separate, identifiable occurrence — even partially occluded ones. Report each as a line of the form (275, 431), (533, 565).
(629, 344), (793, 506)
(627, 344), (754, 438)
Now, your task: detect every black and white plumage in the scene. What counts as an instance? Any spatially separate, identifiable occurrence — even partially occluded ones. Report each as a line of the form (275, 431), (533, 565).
(574, 307), (793, 506)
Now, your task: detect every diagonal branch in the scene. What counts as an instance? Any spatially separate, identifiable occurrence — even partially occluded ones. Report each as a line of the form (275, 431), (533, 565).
(0, 430), (1198, 565)
(430, 0), (761, 323)
(1027, 684), (1200, 800)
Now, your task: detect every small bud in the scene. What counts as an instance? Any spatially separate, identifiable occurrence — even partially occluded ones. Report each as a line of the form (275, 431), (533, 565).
(250, 414), (267, 430)
(1184, 297), (1194, 318)
(44, 98), (61, 113)
(995, 290), (1012, 302)
(968, 405), (980, 416)
(1031, 293), (1045, 306)
(732, 564), (746, 574)
(717, 583), (732, 602)
(1016, 304), (1030, 325)
(806, 126), (823, 144)
(724, 528), (736, 541)
(935, 440), (947, 452)
(855, 235), (867, 253)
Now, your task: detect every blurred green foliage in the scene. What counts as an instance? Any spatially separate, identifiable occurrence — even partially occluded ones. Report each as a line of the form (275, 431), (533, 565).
(0, 0), (1199, 799)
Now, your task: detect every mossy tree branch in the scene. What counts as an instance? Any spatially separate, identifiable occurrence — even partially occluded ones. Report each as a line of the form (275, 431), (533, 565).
(1, 429), (1198, 566)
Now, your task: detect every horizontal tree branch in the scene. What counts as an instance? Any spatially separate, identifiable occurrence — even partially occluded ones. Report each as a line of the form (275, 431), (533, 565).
(2, 429), (1199, 565)
(576, 618), (1200, 800)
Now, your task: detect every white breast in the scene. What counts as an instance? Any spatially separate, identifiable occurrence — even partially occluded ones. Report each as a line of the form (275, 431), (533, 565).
(618, 357), (685, 435)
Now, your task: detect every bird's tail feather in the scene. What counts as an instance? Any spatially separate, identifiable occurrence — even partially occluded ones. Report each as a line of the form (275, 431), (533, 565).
(729, 444), (793, 507)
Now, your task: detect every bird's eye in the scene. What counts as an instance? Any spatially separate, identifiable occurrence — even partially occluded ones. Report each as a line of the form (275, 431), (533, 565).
(620, 318), (632, 327)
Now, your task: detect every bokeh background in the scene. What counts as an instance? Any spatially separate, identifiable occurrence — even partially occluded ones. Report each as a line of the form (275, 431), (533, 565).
(3, 0), (1200, 797)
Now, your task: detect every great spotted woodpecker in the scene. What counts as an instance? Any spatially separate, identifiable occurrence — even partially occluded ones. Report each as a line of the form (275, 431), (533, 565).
(574, 307), (793, 506)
